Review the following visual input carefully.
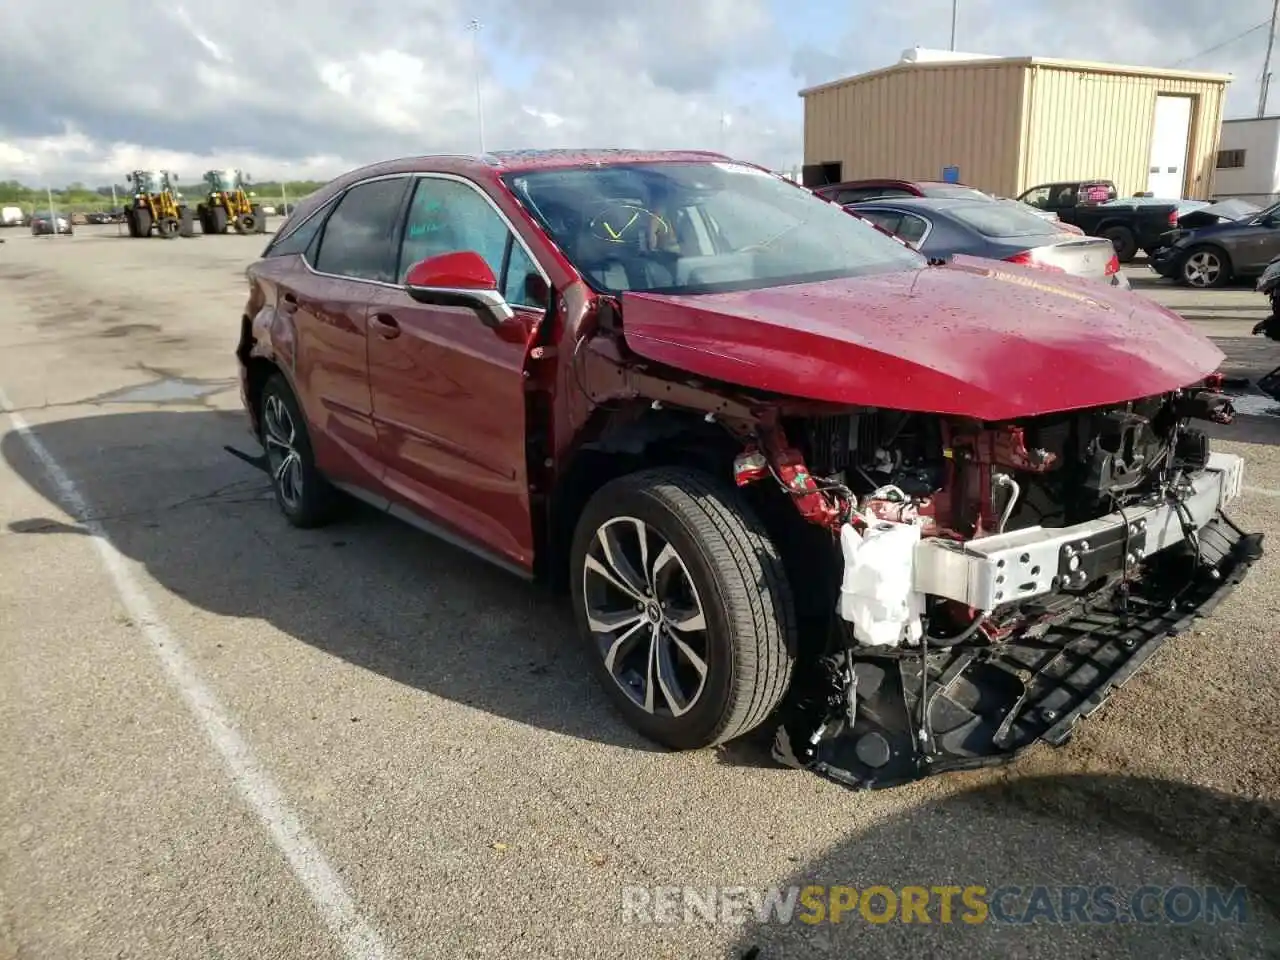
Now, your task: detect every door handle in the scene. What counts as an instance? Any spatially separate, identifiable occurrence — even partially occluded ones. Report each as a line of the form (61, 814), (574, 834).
(369, 313), (401, 339)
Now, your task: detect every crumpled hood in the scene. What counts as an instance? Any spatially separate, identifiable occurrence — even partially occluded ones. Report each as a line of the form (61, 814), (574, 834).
(618, 258), (1223, 420)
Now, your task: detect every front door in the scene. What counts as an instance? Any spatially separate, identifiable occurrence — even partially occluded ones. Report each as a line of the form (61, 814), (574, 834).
(1229, 214), (1280, 274)
(367, 174), (548, 572)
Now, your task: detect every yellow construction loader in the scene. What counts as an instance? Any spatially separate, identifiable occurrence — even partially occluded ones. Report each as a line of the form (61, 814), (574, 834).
(124, 171), (194, 239)
(197, 169), (267, 235)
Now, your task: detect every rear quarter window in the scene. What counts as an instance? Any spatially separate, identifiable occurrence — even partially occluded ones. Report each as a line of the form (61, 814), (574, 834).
(263, 200), (335, 261)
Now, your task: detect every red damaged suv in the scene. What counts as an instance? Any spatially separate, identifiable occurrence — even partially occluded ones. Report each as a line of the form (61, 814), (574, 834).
(237, 149), (1261, 790)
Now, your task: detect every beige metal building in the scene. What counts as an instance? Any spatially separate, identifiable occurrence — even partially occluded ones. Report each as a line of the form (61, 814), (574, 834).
(800, 53), (1232, 200)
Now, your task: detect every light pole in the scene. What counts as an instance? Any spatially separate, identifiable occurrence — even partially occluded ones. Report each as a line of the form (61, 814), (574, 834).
(950, 1), (958, 51)
(467, 19), (486, 154)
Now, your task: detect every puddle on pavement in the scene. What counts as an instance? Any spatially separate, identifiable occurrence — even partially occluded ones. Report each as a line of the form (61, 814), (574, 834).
(88, 375), (236, 404)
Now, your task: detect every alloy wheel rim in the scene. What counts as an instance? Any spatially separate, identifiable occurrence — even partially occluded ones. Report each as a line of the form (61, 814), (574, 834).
(262, 394), (303, 511)
(582, 516), (710, 717)
(1185, 252), (1220, 287)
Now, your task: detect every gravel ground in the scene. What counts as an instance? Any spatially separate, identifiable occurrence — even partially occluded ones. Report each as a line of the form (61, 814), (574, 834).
(1, 225), (1278, 960)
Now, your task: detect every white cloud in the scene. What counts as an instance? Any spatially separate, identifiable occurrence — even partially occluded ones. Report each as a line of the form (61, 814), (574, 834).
(0, 0), (1273, 185)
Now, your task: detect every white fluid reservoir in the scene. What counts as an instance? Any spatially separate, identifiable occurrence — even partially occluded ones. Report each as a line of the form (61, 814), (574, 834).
(837, 520), (925, 648)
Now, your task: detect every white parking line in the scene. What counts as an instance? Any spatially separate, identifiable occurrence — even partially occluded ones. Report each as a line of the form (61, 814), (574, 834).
(1246, 485), (1280, 498)
(0, 388), (397, 960)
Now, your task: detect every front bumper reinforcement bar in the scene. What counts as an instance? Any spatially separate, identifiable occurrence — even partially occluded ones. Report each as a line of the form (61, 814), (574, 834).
(773, 453), (1264, 790)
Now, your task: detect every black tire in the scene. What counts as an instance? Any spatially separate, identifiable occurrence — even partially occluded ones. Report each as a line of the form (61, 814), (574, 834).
(258, 373), (342, 528)
(251, 203), (268, 234)
(156, 216), (179, 239)
(208, 205), (228, 234)
(569, 466), (797, 750)
(178, 206), (195, 238)
(133, 207), (153, 238)
(1179, 244), (1231, 289)
(125, 206), (141, 238)
(1100, 225), (1138, 262)
(234, 212), (257, 235)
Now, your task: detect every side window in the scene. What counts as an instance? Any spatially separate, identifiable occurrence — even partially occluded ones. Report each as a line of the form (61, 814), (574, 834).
(897, 214), (929, 245)
(265, 201), (333, 261)
(313, 178), (408, 283)
(502, 242), (541, 307)
(1020, 186), (1053, 210)
(833, 189), (867, 205)
(1054, 184), (1080, 208)
(857, 211), (903, 235)
(398, 177), (546, 309)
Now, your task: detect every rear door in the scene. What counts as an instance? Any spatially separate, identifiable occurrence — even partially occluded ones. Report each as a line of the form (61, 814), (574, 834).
(366, 174), (550, 573)
(294, 175), (411, 487)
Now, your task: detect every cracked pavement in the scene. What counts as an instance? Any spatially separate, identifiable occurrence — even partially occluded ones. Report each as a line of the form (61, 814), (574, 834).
(1, 226), (1278, 960)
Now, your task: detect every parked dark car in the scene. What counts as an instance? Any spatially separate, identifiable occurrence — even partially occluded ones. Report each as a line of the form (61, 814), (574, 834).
(814, 177), (1083, 234)
(1017, 179), (1179, 262)
(813, 178), (994, 205)
(847, 197), (1125, 288)
(1149, 199), (1280, 288)
(29, 211), (72, 235)
(234, 149), (1256, 791)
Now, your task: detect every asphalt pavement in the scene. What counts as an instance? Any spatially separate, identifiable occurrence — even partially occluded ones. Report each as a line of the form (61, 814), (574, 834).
(1, 225), (1278, 959)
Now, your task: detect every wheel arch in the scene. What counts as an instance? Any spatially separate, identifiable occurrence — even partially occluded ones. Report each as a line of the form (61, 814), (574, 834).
(541, 403), (742, 591)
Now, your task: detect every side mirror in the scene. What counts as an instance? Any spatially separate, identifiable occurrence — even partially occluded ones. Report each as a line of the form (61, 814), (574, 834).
(404, 251), (515, 329)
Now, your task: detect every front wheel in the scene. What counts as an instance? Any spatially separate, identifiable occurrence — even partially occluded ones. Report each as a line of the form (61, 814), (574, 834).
(570, 466), (797, 750)
(259, 374), (342, 528)
(1181, 246), (1230, 288)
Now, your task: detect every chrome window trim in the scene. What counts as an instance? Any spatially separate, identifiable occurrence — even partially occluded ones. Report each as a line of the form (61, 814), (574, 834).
(297, 171), (552, 297)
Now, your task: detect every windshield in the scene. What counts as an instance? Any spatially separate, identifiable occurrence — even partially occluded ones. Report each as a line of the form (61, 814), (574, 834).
(1249, 200), (1280, 221)
(206, 169), (243, 191)
(132, 171), (165, 193)
(920, 185), (991, 201)
(949, 202), (1059, 238)
(502, 161), (924, 295)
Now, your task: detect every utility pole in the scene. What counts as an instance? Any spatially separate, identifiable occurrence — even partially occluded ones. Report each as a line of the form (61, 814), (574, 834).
(950, 0), (958, 51)
(467, 19), (486, 154)
(1261, 0), (1279, 117)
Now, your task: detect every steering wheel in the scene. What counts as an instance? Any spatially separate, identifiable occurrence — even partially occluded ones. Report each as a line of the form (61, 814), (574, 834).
(586, 201), (669, 246)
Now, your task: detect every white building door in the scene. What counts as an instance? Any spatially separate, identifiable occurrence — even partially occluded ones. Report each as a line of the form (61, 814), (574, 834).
(1147, 95), (1193, 198)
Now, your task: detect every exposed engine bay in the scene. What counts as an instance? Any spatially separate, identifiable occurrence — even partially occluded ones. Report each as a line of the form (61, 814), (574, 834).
(732, 379), (1264, 789)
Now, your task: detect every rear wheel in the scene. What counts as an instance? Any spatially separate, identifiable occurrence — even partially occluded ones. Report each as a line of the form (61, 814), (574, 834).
(259, 374), (342, 528)
(569, 466), (797, 750)
(1100, 225), (1137, 262)
(1181, 246), (1230, 288)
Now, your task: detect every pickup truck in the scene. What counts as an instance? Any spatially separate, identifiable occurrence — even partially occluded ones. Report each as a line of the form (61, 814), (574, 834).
(1016, 180), (1178, 262)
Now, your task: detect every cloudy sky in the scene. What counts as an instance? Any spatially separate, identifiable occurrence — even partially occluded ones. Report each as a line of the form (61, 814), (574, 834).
(0, 0), (1275, 186)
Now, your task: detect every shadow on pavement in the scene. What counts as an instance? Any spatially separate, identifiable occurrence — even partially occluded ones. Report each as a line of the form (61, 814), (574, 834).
(1, 408), (661, 754)
(725, 773), (1280, 958)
